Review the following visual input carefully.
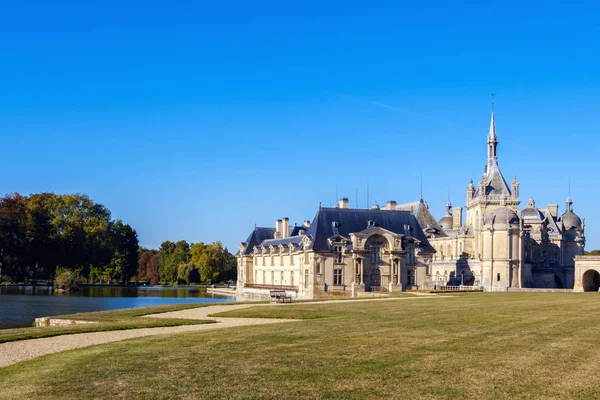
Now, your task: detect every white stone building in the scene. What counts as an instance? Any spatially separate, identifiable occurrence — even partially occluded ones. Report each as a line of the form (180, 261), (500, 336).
(237, 111), (586, 298)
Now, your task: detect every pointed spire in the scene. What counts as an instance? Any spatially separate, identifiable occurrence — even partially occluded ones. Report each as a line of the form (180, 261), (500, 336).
(486, 95), (499, 169)
(488, 111), (497, 142)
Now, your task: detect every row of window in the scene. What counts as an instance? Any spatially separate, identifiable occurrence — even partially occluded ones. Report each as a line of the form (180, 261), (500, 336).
(254, 270), (296, 286)
(255, 253), (311, 267)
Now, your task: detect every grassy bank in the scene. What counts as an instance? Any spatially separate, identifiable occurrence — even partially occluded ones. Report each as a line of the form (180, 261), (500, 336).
(2, 293), (600, 399)
(0, 304), (217, 344)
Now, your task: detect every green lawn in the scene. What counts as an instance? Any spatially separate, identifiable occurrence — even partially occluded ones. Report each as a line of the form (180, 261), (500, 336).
(2, 293), (600, 399)
(0, 303), (217, 343)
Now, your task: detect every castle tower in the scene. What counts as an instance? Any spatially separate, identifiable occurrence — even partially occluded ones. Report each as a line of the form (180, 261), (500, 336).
(480, 207), (522, 290)
(560, 196), (585, 267)
(465, 109), (521, 259)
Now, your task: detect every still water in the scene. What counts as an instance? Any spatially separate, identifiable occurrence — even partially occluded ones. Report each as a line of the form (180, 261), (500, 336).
(0, 285), (234, 329)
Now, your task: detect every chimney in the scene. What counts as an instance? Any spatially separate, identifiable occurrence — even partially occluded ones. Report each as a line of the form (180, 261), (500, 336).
(303, 220), (311, 228)
(275, 219), (282, 239)
(339, 198), (349, 209)
(282, 217), (289, 238)
(548, 204), (559, 218)
(452, 207), (463, 228)
(386, 200), (397, 210)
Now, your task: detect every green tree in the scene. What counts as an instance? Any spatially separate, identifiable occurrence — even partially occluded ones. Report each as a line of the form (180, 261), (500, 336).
(110, 220), (139, 283)
(159, 240), (190, 283)
(177, 262), (200, 284)
(190, 242), (233, 283)
(0, 193), (28, 282)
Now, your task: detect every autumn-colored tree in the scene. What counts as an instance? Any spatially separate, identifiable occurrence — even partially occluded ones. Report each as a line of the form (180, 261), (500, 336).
(138, 248), (160, 285)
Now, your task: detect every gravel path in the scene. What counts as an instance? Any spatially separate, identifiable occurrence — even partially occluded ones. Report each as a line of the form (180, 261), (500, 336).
(0, 295), (441, 369)
(0, 304), (294, 369)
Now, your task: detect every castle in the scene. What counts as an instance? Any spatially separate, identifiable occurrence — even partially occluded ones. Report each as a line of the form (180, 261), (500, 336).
(236, 111), (586, 299)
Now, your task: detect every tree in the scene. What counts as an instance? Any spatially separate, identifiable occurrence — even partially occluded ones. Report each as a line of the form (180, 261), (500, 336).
(110, 220), (139, 283)
(177, 262), (200, 284)
(159, 240), (190, 283)
(190, 241), (234, 283)
(138, 248), (160, 285)
(0, 193), (28, 282)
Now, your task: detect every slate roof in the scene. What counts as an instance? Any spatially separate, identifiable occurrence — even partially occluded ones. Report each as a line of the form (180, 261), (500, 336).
(385, 199), (446, 236)
(241, 227), (276, 255)
(304, 207), (435, 253)
(475, 161), (512, 197)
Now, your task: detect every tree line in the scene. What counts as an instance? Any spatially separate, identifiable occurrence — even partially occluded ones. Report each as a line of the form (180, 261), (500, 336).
(0, 193), (139, 284)
(0, 192), (236, 286)
(137, 241), (236, 285)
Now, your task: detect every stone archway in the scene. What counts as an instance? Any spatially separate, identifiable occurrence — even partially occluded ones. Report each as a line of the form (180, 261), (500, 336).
(582, 270), (600, 292)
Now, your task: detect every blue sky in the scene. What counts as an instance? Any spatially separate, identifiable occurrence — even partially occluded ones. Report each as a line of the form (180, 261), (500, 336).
(1, 0), (599, 251)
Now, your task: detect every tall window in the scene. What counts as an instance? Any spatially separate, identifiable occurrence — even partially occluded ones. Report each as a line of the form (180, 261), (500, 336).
(271, 271), (275, 284)
(366, 235), (386, 265)
(407, 269), (414, 285)
(280, 271), (284, 285)
(304, 269), (309, 288)
(407, 248), (416, 265)
(334, 268), (343, 285)
(290, 271), (294, 286)
(262, 271), (266, 284)
(316, 261), (321, 274)
(304, 250), (309, 264)
(334, 245), (343, 263)
(371, 246), (381, 264)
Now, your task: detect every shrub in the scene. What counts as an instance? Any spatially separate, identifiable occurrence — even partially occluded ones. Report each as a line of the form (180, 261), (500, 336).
(54, 270), (82, 291)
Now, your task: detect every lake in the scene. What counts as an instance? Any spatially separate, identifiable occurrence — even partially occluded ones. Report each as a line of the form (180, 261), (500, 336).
(0, 285), (235, 329)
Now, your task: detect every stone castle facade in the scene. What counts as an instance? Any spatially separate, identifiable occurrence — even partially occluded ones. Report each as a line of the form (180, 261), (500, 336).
(236, 111), (585, 299)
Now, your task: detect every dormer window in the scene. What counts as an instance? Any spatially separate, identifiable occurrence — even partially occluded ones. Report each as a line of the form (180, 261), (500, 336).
(334, 245), (344, 263)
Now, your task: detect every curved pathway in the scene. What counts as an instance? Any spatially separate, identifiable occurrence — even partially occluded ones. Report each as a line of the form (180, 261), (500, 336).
(0, 295), (442, 368)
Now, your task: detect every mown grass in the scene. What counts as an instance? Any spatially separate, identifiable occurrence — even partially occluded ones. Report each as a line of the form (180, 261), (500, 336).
(0, 303), (217, 344)
(2, 293), (600, 399)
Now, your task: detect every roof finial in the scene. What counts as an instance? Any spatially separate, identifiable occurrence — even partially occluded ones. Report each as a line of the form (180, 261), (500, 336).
(491, 93), (495, 113)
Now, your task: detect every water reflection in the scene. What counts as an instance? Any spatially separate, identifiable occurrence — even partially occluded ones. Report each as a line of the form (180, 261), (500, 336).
(0, 285), (234, 329)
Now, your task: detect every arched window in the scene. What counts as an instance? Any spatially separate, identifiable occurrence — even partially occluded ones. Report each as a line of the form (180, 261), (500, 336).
(366, 235), (388, 265)
(497, 273), (501, 282)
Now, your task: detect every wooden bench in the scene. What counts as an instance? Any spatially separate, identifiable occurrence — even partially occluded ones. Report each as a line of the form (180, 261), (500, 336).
(270, 290), (292, 303)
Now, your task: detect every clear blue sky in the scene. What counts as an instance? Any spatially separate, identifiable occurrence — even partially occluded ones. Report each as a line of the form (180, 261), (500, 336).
(2, 1), (599, 251)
